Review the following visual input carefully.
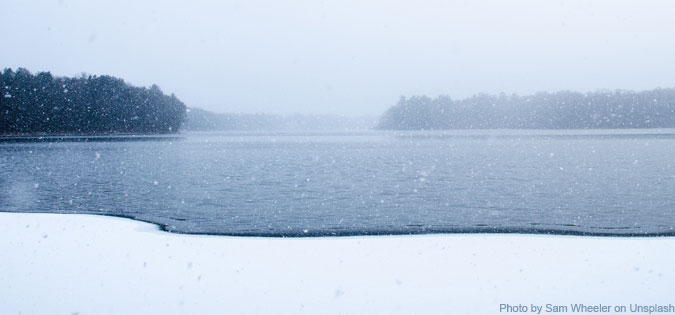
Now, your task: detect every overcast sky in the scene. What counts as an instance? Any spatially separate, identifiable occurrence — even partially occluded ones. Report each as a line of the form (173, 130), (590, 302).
(2, 0), (675, 116)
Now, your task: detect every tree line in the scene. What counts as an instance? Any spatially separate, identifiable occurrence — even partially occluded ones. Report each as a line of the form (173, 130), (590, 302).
(377, 88), (675, 130)
(1, 68), (186, 134)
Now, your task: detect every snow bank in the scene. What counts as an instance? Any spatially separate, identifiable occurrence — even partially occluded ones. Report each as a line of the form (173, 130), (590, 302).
(1, 213), (673, 315)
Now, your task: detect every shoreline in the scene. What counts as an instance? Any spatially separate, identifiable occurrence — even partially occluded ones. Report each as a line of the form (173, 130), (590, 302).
(3, 211), (673, 238)
(1, 212), (673, 314)
(0, 133), (183, 143)
(0, 130), (181, 137)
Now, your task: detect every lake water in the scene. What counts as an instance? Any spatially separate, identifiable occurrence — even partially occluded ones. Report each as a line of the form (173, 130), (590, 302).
(1, 130), (674, 236)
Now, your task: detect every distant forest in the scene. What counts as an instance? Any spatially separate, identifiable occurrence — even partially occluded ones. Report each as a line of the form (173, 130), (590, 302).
(1, 68), (186, 134)
(184, 107), (375, 131)
(378, 88), (675, 130)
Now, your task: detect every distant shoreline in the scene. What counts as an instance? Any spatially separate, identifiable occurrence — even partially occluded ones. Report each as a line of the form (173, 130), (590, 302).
(378, 88), (675, 130)
(0, 131), (177, 137)
(0, 133), (183, 143)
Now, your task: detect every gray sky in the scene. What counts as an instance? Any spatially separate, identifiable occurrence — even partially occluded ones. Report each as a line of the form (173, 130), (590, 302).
(2, 0), (675, 116)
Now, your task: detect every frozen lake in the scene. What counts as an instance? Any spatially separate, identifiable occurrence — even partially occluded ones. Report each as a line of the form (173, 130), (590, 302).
(1, 130), (674, 236)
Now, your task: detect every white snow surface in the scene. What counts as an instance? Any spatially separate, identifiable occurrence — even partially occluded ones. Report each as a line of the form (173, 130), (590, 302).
(1, 212), (673, 315)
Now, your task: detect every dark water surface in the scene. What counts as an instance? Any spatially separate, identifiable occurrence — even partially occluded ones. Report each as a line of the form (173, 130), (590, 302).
(1, 130), (674, 236)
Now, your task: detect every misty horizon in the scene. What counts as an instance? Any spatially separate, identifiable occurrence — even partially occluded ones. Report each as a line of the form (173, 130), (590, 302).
(3, 0), (675, 116)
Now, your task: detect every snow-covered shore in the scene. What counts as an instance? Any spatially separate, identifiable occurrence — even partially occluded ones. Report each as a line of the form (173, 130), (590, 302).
(1, 213), (673, 315)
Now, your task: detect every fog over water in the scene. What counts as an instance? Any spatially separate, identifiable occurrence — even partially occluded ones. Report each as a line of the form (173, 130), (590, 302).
(3, 0), (675, 116)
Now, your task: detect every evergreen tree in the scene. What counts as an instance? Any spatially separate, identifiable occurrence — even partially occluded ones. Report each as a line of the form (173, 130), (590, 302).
(0, 68), (186, 134)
